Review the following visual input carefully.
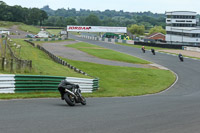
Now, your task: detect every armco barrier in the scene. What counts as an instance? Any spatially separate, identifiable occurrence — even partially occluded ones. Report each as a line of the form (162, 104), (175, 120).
(0, 74), (99, 93)
(27, 37), (67, 42)
(81, 34), (200, 48)
(80, 34), (134, 45)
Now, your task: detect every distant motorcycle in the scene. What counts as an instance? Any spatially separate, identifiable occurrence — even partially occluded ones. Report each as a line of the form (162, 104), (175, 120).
(58, 80), (86, 106)
(141, 46), (145, 53)
(178, 53), (184, 62)
(151, 49), (155, 55)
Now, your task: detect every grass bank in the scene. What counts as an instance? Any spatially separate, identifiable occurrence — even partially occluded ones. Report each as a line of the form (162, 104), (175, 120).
(2, 39), (88, 77)
(18, 24), (40, 34)
(0, 21), (22, 28)
(46, 29), (62, 35)
(61, 58), (176, 97)
(0, 39), (176, 99)
(66, 42), (150, 64)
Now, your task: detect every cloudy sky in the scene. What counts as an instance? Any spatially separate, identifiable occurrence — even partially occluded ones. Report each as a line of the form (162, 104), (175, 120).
(2, 0), (200, 13)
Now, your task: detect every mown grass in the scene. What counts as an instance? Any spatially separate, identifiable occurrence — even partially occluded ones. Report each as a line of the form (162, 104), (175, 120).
(0, 39), (176, 99)
(61, 58), (176, 97)
(66, 42), (150, 64)
(0, 21), (40, 34)
(2, 39), (88, 77)
(0, 58), (175, 99)
(46, 29), (62, 35)
(18, 24), (40, 34)
(0, 21), (22, 28)
(0, 92), (60, 99)
(69, 32), (81, 35)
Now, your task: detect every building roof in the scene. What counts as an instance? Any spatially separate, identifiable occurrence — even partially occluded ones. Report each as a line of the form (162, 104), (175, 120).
(166, 11), (196, 14)
(165, 11), (196, 16)
(146, 32), (165, 38)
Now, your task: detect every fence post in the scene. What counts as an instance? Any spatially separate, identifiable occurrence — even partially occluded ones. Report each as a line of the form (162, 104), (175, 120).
(17, 59), (21, 72)
(29, 60), (32, 72)
(2, 57), (5, 70)
(10, 58), (13, 72)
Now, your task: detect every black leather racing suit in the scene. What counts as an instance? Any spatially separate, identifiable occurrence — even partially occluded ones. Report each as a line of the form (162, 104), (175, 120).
(58, 80), (75, 99)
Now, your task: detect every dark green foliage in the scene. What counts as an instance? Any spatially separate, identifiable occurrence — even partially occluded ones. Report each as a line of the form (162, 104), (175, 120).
(41, 5), (165, 28)
(0, 1), (48, 25)
(0, 2), (166, 28)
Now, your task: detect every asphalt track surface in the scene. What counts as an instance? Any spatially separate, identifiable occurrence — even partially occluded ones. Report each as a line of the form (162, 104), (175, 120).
(1, 35), (200, 133)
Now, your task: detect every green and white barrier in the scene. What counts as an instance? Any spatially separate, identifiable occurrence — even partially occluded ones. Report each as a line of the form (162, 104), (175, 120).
(81, 35), (134, 44)
(27, 37), (67, 42)
(0, 74), (99, 93)
(183, 46), (200, 52)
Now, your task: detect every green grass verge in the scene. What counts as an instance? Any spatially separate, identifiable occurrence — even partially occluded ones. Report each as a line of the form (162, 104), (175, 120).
(0, 92), (60, 99)
(46, 29), (62, 35)
(0, 21), (40, 34)
(2, 39), (88, 78)
(66, 42), (150, 64)
(0, 39), (176, 99)
(0, 58), (176, 99)
(69, 32), (81, 35)
(18, 24), (40, 34)
(61, 58), (176, 97)
(0, 21), (22, 28)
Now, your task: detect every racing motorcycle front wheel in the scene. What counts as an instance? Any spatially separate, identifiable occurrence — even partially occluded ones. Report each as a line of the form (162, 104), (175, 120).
(64, 93), (75, 106)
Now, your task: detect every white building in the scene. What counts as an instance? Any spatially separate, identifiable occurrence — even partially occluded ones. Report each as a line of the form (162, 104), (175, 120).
(0, 28), (10, 35)
(166, 11), (200, 45)
(37, 29), (49, 38)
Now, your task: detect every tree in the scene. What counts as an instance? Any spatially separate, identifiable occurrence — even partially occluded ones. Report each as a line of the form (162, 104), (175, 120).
(128, 24), (145, 35)
(148, 26), (166, 35)
(39, 10), (48, 26)
(0, 1), (6, 5)
(77, 16), (86, 25)
(84, 14), (101, 26)
(66, 17), (77, 25)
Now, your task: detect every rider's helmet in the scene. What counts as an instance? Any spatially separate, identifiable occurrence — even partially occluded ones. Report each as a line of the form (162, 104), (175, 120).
(75, 84), (80, 88)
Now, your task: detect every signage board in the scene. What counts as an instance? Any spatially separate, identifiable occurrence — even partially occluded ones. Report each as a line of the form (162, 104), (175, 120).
(67, 25), (127, 33)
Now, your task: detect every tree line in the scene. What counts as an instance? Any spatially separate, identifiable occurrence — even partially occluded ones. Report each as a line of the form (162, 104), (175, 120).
(41, 5), (166, 30)
(0, 1), (166, 35)
(0, 1), (48, 25)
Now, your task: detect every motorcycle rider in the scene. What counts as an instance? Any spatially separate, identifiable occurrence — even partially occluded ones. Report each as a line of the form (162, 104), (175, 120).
(151, 48), (155, 55)
(178, 53), (184, 61)
(141, 46), (145, 53)
(58, 79), (79, 100)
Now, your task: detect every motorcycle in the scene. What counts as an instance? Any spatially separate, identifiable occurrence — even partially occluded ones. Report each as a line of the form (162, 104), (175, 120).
(151, 48), (155, 55)
(141, 47), (145, 53)
(58, 81), (86, 106)
(178, 54), (184, 62)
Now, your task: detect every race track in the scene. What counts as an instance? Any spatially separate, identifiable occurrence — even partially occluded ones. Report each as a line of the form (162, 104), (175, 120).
(1, 35), (200, 133)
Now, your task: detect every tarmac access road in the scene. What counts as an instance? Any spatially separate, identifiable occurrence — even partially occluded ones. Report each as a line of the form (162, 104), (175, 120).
(0, 34), (200, 133)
